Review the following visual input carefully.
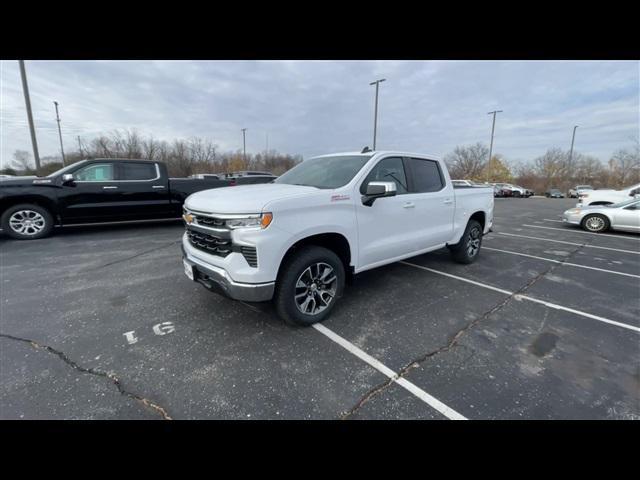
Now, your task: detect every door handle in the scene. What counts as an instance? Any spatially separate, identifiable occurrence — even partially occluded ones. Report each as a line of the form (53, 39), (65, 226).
(403, 202), (415, 209)
(102, 186), (118, 189)
(152, 185), (165, 189)
(443, 199), (453, 205)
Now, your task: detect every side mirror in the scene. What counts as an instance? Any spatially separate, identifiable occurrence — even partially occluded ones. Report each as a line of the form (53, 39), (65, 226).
(629, 189), (639, 197)
(362, 181), (396, 207)
(61, 173), (75, 185)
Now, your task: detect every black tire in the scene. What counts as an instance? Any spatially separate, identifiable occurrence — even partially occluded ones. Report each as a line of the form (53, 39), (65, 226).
(581, 214), (610, 233)
(448, 219), (483, 264)
(1, 203), (54, 240)
(274, 246), (345, 326)
(513, 191), (521, 198)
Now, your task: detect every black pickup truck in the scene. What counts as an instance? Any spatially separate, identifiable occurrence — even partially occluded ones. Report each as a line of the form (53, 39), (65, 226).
(0, 158), (271, 240)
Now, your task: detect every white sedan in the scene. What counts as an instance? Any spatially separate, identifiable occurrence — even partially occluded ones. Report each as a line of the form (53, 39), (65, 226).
(563, 198), (640, 233)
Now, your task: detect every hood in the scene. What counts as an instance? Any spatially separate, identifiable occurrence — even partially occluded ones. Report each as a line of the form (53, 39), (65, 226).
(0, 176), (45, 187)
(184, 183), (319, 214)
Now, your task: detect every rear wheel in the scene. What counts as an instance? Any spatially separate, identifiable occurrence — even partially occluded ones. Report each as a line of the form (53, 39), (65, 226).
(581, 214), (610, 233)
(274, 246), (345, 326)
(1, 203), (54, 240)
(449, 219), (483, 264)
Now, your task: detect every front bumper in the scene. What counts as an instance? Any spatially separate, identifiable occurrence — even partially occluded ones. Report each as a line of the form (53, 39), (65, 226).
(182, 244), (274, 302)
(562, 212), (581, 225)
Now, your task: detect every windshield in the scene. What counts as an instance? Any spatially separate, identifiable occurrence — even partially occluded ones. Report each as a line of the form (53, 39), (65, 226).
(608, 198), (640, 208)
(274, 155), (372, 189)
(45, 160), (87, 178)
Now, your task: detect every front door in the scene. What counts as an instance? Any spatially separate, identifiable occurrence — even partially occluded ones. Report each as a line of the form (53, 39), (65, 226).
(356, 156), (419, 269)
(59, 162), (124, 222)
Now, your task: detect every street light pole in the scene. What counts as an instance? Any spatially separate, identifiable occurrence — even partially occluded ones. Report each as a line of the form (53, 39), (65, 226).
(18, 60), (41, 172)
(241, 128), (247, 163)
(567, 125), (578, 168)
(53, 101), (66, 166)
(487, 110), (503, 182)
(370, 78), (386, 150)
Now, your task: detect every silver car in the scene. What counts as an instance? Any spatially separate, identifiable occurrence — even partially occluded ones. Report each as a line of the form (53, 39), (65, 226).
(563, 198), (640, 233)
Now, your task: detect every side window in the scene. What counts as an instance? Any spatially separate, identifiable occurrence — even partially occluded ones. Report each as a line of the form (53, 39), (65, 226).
(74, 163), (115, 182)
(409, 158), (444, 193)
(120, 162), (157, 181)
(360, 157), (408, 195)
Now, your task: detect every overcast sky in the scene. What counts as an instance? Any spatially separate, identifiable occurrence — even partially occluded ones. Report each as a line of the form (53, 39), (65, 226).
(1, 60), (638, 166)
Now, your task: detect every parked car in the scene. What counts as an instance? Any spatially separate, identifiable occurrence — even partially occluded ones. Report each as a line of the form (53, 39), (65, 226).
(181, 150), (494, 326)
(545, 189), (565, 198)
(508, 185), (529, 198)
(568, 184), (593, 198)
(0, 158), (235, 240)
(563, 198), (640, 233)
(577, 183), (640, 206)
(0, 174), (15, 179)
(493, 183), (513, 197)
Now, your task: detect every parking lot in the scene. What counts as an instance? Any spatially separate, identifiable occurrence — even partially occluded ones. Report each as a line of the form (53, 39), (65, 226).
(1, 197), (639, 420)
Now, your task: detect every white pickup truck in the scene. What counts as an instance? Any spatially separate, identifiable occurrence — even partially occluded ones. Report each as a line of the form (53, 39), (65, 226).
(577, 183), (640, 206)
(181, 151), (494, 325)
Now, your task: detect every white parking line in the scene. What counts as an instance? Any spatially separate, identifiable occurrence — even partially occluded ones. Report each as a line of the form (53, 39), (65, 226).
(522, 224), (640, 241)
(312, 323), (467, 420)
(482, 246), (640, 279)
(494, 232), (640, 255)
(399, 261), (640, 333)
(543, 219), (563, 223)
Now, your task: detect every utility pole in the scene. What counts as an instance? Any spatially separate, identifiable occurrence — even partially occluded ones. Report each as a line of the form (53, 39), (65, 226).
(77, 136), (83, 158)
(265, 132), (269, 154)
(53, 101), (66, 166)
(567, 125), (578, 168)
(18, 60), (41, 172)
(487, 110), (503, 182)
(241, 128), (247, 163)
(370, 78), (386, 150)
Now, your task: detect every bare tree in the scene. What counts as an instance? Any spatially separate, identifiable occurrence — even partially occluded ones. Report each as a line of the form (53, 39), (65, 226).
(608, 139), (640, 188)
(444, 143), (489, 180)
(11, 150), (33, 172)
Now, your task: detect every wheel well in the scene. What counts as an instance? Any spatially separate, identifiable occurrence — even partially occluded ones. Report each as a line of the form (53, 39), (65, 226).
(278, 233), (352, 278)
(469, 211), (486, 230)
(0, 198), (59, 224)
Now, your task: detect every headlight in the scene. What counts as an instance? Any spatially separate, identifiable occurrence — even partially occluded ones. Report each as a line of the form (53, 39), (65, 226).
(226, 213), (273, 229)
(566, 208), (581, 214)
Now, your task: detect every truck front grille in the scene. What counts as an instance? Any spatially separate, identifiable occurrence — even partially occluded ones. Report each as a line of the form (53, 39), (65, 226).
(186, 229), (231, 257)
(193, 215), (225, 228)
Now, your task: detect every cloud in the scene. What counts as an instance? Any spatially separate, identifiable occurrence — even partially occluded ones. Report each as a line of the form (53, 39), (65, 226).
(1, 60), (638, 168)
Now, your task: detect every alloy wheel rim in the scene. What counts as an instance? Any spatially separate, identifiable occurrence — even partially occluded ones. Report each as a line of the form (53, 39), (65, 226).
(295, 262), (337, 315)
(586, 217), (604, 231)
(467, 227), (481, 257)
(9, 210), (45, 235)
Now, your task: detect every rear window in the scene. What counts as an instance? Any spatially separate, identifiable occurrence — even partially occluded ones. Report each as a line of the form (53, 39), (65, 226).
(120, 162), (157, 181)
(408, 158), (444, 193)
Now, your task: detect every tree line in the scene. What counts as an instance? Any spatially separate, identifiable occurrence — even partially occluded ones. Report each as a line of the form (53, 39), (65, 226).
(2, 129), (302, 178)
(444, 139), (640, 193)
(3, 129), (639, 194)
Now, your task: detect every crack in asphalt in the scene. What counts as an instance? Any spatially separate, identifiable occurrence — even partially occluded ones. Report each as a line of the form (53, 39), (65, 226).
(0, 333), (172, 420)
(81, 240), (181, 272)
(340, 240), (593, 419)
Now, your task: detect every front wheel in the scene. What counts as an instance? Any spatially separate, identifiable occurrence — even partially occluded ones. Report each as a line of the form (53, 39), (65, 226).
(274, 246), (345, 326)
(1, 203), (54, 240)
(581, 214), (610, 233)
(448, 219), (483, 264)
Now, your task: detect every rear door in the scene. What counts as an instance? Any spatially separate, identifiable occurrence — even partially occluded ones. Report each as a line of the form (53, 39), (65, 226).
(405, 157), (455, 249)
(115, 161), (172, 218)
